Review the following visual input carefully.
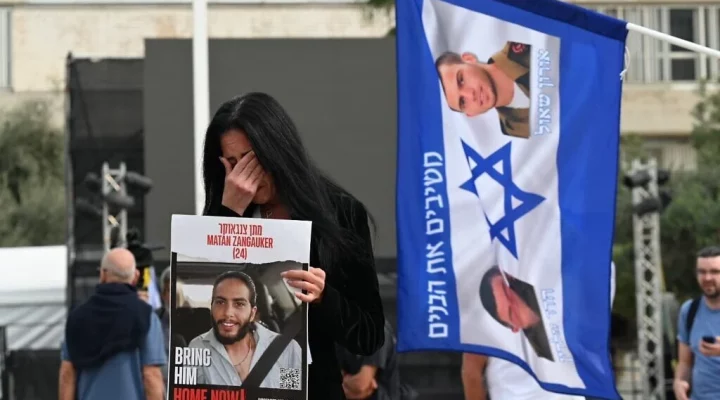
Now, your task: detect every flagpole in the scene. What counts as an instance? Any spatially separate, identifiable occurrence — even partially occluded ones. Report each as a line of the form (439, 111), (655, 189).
(193, 0), (210, 216)
(627, 23), (720, 59)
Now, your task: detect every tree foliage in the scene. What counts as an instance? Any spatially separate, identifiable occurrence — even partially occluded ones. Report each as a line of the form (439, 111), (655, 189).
(0, 100), (65, 247)
(363, 0), (396, 36)
(611, 135), (645, 329)
(613, 83), (720, 332)
(660, 84), (720, 299)
(367, 0), (393, 10)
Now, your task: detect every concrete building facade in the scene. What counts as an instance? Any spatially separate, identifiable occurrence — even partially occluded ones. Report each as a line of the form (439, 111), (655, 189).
(0, 0), (715, 169)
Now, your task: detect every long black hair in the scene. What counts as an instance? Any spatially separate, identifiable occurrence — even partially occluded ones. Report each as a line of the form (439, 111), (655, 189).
(202, 92), (374, 274)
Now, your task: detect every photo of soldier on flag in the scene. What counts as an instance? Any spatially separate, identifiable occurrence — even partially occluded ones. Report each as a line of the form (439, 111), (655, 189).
(435, 41), (532, 139)
(479, 266), (553, 361)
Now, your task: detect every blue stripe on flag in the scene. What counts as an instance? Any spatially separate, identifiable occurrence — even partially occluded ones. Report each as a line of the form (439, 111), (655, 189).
(396, 0), (626, 398)
(396, 0), (462, 350)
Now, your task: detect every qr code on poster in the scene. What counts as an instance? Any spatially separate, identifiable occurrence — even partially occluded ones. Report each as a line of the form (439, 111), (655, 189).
(279, 367), (300, 390)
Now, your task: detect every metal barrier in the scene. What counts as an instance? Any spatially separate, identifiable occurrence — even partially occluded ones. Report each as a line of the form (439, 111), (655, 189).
(3, 349), (60, 400)
(0, 322), (63, 400)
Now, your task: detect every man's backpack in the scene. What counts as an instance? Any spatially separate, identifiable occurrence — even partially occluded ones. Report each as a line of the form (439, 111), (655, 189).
(685, 297), (702, 339)
(675, 296), (702, 364)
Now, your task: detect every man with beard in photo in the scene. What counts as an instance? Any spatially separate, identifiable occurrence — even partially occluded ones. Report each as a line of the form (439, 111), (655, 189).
(188, 271), (302, 388)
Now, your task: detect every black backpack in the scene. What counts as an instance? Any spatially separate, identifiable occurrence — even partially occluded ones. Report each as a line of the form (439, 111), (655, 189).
(685, 297), (702, 340)
(675, 297), (702, 358)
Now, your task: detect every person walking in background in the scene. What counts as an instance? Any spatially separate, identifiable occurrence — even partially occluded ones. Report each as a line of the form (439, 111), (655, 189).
(157, 266), (188, 388)
(58, 248), (167, 400)
(157, 266), (190, 348)
(673, 246), (720, 400)
(158, 266), (172, 349)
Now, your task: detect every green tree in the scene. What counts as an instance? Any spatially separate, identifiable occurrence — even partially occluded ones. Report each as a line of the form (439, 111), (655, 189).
(0, 100), (66, 247)
(611, 134), (647, 332)
(612, 83), (720, 335)
(364, 0), (395, 36)
(660, 83), (720, 302)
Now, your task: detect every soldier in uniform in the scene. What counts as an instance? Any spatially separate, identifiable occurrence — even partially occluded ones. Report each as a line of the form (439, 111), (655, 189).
(435, 41), (532, 139)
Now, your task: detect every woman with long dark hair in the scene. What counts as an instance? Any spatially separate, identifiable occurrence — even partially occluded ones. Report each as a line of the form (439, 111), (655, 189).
(202, 92), (385, 398)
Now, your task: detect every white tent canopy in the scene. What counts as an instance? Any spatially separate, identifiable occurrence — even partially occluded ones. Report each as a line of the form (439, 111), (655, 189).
(0, 245), (67, 350)
(0, 245), (66, 304)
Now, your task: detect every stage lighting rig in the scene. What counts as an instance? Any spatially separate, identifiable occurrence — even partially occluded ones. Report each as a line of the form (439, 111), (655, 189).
(623, 167), (672, 216)
(624, 158), (671, 400)
(76, 162), (153, 253)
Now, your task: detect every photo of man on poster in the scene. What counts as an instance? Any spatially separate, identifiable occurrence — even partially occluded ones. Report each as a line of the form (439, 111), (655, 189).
(172, 262), (305, 391)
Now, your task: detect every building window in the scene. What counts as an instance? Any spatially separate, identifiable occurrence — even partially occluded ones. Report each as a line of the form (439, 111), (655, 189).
(0, 8), (9, 89)
(643, 138), (697, 171)
(644, 147), (665, 169)
(588, 4), (719, 83)
(669, 9), (696, 81)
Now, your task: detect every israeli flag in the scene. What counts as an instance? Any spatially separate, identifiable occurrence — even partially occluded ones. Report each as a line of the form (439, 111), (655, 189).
(395, 0), (626, 398)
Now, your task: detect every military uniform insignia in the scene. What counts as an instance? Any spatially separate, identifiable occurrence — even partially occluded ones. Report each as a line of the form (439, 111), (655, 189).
(510, 42), (527, 54)
(506, 41), (531, 68)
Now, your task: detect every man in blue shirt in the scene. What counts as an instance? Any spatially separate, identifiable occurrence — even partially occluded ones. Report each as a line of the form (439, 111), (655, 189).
(58, 248), (167, 400)
(674, 246), (720, 400)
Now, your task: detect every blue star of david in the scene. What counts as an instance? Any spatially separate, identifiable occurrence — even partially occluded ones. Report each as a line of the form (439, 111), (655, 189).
(459, 140), (545, 259)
